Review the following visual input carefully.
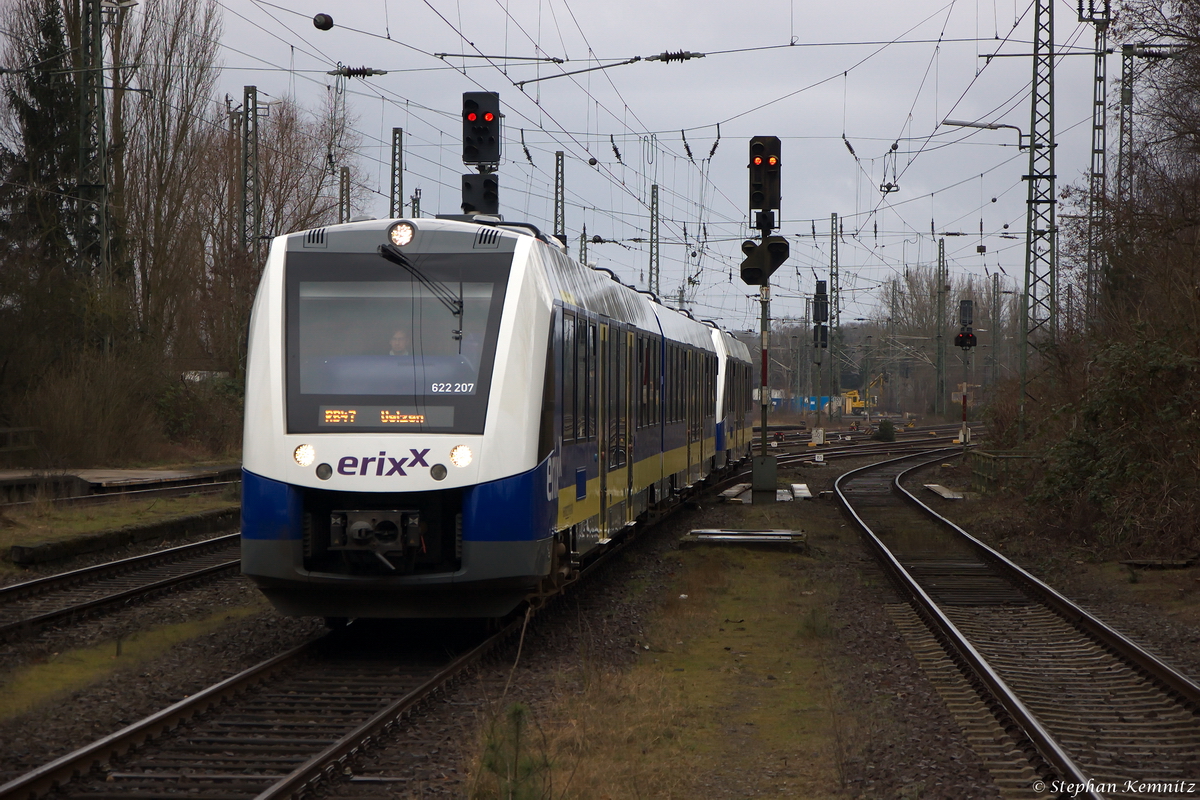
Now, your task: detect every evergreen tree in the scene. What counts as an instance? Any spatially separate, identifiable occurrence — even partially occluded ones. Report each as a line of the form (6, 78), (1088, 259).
(0, 0), (86, 382)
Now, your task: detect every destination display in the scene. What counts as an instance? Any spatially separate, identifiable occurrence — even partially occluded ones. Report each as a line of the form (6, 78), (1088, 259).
(318, 405), (454, 428)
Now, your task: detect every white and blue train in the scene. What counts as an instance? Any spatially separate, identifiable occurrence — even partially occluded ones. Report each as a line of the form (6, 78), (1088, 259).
(240, 216), (754, 619)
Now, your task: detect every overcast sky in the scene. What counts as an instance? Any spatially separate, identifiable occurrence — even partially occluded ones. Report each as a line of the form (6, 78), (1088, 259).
(215, 0), (1105, 331)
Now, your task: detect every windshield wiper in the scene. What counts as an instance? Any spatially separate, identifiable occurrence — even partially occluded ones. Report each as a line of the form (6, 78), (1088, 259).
(378, 244), (463, 318)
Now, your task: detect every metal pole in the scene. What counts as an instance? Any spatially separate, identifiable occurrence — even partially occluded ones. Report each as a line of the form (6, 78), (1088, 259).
(241, 85), (260, 260)
(830, 213), (839, 423)
(389, 128), (404, 218)
(650, 185), (660, 296)
(338, 166), (350, 224)
(962, 349), (969, 448)
(760, 282), (770, 457)
(1020, 0), (1057, 439)
(554, 151), (565, 242)
(992, 272), (1001, 387)
(1080, 1), (1110, 327)
(936, 238), (947, 416)
(815, 330), (823, 431)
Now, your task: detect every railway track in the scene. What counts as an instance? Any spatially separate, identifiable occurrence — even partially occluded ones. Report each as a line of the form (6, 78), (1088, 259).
(0, 534), (241, 642)
(0, 429), (960, 643)
(0, 618), (513, 800)
(0, 435), (983, 799)
(837, 451), (1200, 799)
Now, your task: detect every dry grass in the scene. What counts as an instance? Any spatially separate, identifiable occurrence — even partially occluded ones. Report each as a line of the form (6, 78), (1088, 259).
(0, 493), (238, 554)
(0, 603), (264, 720)
(467, 544), (847, 799)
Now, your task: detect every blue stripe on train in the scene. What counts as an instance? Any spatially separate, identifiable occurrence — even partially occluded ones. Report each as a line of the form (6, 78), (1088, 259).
(241, 469), (304, 540)
(461, 454), (556, 542)
(241, 458), (556, 544)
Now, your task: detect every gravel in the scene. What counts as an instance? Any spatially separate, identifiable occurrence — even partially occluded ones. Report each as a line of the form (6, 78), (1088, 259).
(1, 453), (1196, 798)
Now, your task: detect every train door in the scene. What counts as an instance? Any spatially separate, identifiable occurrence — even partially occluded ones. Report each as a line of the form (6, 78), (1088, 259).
(689, 349), (700, 485)
(598, 323), (610, 541)
(602, 323), (629, 532)
(622, 330), (634, 526)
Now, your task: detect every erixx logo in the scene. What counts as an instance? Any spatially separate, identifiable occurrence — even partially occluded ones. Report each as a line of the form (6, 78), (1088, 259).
(337, 449), (431, 477)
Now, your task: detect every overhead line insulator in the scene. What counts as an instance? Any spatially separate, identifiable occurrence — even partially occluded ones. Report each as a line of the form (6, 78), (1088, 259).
(327, 66), (388, 78)
(646, 50), (705, 63)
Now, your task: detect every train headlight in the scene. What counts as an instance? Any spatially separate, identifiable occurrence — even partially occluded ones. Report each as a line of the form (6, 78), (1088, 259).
(388, 221), (415, 246)
(449, 445), (473, 468)
(294, 444), (316, 467)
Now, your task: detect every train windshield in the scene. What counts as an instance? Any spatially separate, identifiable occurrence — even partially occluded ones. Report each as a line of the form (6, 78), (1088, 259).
(284, 250), (511, 434)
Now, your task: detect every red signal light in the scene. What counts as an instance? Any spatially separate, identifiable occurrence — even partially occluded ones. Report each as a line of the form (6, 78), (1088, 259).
(484, 112), (495, 122)
(753, 156), (763, 165)
(467, 112), (478, 121)
(768, 156), (778, 166)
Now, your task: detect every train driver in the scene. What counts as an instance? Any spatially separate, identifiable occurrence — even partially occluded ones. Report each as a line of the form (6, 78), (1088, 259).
(389, 328), (411, 356)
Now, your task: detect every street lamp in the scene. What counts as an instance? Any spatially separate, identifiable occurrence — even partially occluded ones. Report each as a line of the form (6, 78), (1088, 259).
(942, 119), (1028, 150)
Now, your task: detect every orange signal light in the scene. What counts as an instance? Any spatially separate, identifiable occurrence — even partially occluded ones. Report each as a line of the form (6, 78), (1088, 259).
(768, 156), (779, 166)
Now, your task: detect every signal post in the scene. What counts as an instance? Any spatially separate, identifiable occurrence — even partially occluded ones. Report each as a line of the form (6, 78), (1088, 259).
(741, 137), (789, 503)
(954, 299), (977, 446)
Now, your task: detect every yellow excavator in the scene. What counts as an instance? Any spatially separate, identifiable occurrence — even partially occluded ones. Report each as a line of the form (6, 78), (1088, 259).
(843, 373), (887, 416)
(842, 389), (867, 414)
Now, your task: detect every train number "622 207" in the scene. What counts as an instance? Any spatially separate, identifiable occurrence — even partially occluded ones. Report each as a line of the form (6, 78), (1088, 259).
(430, 382), (475, 394)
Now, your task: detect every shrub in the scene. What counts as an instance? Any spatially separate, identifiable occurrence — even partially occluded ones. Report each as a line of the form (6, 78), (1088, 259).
(872, 418), (896, 442)
(16, 352), (168, 467)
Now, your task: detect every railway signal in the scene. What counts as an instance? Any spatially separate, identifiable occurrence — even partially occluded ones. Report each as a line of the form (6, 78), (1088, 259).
(738, 235), (789, 285)
(813, 280), (829, 323)
(462, 92), (501, 164)
(461, 173), (499, 215)
(956, 299), (976, 349)
(748, 135), (781, 216)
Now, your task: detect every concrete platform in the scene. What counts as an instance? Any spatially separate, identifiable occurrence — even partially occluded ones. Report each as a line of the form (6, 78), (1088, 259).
(0, 464), (240, 504)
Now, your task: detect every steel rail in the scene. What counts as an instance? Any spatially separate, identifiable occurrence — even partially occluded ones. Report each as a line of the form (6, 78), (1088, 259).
(254, 616), (525, 800)
(892, 458), (1200, 709)
(0, 560), (239, 640)
(0, 640), (314, 800)
(0, 534), (241, 640)
(0, 533), (240, 601)
(834, 451), (1102, 800)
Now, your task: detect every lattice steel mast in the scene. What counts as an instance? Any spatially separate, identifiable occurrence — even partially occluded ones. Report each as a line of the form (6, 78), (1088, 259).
(1080, 1), (1110, 327)
(1019, 0), (1056, 433)
(650, 185), (660, 296)
(77, 0), (109, 301)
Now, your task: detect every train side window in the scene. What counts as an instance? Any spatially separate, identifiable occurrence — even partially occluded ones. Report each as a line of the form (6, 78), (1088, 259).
(618, 332), (628, 465)
(562, 313), (575, 442)
(665, 346), (672, 423)
(655, 338), (662, 424)
(672, 347), (681, 424)
(648, 338), (657, 429)
(587, 322), (597, 441)
(575, 317), (587, 442)
(635, 337), (643, 429)
(674, 348), (680, 425)
(607, 327), (623, 467)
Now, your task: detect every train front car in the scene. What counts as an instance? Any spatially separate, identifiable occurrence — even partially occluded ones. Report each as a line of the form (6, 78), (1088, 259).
(241, 218), (555, 619)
